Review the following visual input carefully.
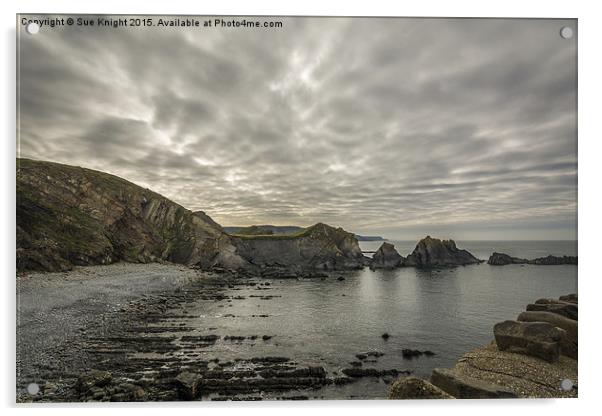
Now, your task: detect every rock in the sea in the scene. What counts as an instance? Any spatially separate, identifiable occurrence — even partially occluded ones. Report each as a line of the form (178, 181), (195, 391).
(404, 236), (481, 267)
(526, 302), (577, 320)
(493, 320), (566, 363)
(430, 368), (517, 398)
(530, 255), (577, 265)
(487, 252), (577, 266)
(389, 376), (454, 399)
(517, 311), (577, 359)
(370, 242), (404, 269)
(487, 252), (529, 265)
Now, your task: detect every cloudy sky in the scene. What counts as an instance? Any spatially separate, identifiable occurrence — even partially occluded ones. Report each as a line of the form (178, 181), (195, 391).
(18, 17), (577, 240)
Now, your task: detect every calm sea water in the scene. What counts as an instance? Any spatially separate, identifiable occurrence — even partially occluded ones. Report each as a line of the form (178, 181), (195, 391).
(178, 240), (577, 399)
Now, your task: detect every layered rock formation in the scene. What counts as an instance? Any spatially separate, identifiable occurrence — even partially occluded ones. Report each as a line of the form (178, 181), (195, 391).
(370, 242), (404, 269)
(228, 223), (369, 272)
(390, 293), (578, 399)
(487, 252), (577, 266)
(404, 236), (481, 267)
(17, 159), (368, 273)
(17, 158), (228, 272)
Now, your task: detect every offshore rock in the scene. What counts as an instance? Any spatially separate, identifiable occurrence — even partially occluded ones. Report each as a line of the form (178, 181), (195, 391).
(487, 252), (577, 266)
(404, 236), (481, 267)
(370, 242), (404, 269)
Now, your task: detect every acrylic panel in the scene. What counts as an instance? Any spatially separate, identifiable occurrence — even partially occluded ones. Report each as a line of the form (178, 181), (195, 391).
(16, 15), (577, 402)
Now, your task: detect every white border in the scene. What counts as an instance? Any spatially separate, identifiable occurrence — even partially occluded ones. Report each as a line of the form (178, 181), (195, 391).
(3, 1), (601, 415)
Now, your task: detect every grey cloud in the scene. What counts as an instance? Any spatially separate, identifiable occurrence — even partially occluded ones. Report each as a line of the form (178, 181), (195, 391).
(17, 16), (577, 240)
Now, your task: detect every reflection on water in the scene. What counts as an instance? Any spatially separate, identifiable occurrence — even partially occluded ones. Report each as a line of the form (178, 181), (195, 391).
(180, 241), (577, 398)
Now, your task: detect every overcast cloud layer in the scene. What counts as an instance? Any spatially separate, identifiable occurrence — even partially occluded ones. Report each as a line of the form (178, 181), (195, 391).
(18, 17), (577, 240)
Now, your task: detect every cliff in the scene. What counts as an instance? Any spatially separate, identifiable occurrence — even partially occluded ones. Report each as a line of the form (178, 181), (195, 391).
(17, 158), (229, 272)
(404, 236), (481, 267)
(17, 159), (367, 274)
(228, 223), (369, 272)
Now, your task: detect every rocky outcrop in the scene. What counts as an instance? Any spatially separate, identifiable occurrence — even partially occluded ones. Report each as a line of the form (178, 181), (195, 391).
(527, 300), (577, 320)
(17, 159), (370, 274)
(430, 368), (517, 398)
(17, 158), (229, 272)
(487, 252), (528, 265)
(404, 236), (481, 267)
(228, 223), (369, 273)
(370, 242), (404, 269)
(487, 252), (577, 266)
(517, 311), (577, 359)
(493, 320), (565, 363)
(390, 293), (578, 399)
(389, 376), (454, 399)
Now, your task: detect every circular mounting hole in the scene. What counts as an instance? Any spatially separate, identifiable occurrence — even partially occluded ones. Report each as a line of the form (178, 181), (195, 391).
(560, 378), (574, 391)
(27, 382), (40, 395)
(560, 26), (573, 39)
(26, 22), (40, 35)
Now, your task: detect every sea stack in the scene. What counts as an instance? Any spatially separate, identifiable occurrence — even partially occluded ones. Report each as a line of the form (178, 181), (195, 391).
(404, 236), (481, 267)
(370, 242), (404, 269)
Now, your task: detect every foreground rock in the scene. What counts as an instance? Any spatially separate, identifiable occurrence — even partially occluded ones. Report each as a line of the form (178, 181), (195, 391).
(390, 293), (578, 399)
(370, 242), (404, 269)
(527, 301), (577, 320)
(404, 236), (481, 267)
(431, 367), (517, 398)
(493, 320), (565, 363)
(487, 252), (577, 266)
(389, 376), (453, 399)
(434, 343), (577, 398)
(517, 311), (577, 359)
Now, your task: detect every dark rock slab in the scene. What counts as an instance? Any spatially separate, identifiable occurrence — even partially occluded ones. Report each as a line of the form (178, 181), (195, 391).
(493, 320), (565, 363)
(526, 302), (577, 320)
(389, 376), (454, 399)
(175, 371), (201, 400)
(430, 368), (518, 399)
(559, 293), (578, 304)
(517, 311), (578, 359)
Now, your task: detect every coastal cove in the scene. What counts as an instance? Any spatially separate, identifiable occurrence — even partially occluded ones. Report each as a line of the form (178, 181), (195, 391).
(17, 241), (576, 400)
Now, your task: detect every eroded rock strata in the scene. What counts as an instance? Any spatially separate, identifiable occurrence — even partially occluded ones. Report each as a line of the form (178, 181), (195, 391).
(390, 293), (578, 399)
(17, 159), (368, 273)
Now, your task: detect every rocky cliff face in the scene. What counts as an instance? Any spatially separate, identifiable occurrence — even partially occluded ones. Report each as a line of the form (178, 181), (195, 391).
(17, 158), (230, 272)
(228, 223), (368, 272)
(17, 159), (367, 274)
(404, 236), (481, 267)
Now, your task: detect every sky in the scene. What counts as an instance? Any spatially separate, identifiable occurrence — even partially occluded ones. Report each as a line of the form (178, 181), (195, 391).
(17, 16), (577, 240)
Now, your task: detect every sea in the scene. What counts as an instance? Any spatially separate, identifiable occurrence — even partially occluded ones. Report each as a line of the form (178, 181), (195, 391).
(176, 240), (577, 399)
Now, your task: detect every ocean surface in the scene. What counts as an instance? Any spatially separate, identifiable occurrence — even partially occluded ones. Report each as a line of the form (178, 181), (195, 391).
(172, 240), (577, 399)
